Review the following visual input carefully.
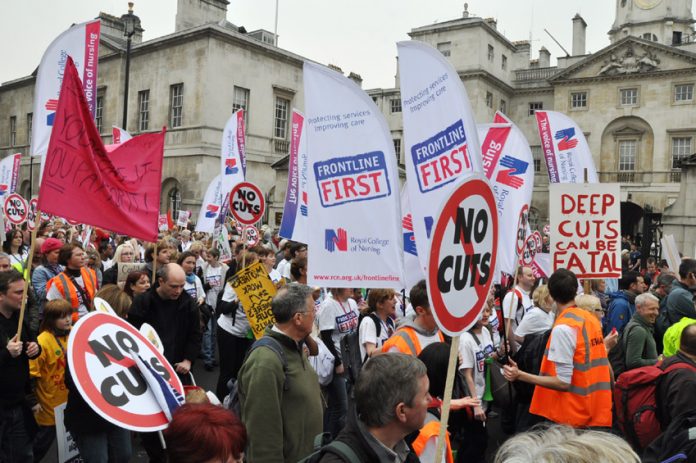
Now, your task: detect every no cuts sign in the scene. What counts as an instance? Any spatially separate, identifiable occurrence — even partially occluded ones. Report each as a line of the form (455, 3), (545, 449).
(229, 181), (265, 225)
(67, 311), (183, 432)
(427, 175), (498, 336)
(3, 193), (28, 225)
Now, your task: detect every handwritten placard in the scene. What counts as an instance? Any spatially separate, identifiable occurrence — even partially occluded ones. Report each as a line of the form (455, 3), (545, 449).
(230, 262), (277, 339)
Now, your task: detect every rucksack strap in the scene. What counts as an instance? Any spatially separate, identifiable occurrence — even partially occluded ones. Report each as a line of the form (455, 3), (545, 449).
(661, 360), (696, 375)
(323, 440), (361, 463)
(246, 336), (290, 391)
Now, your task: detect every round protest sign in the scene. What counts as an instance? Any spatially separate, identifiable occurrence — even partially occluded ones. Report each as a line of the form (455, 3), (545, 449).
(228, 181), (265, 225)
(532, 231), (543, 251)
(521, 234), (537, 266)
(27, 198), (38, 231)
(427, 174), (498, 336)
(543, 224), (550, 236)
(67, 311), (183, 432)
(515, 204), (529, 255)
(242, 225), (260, 247)
(3, 193), (28, 225)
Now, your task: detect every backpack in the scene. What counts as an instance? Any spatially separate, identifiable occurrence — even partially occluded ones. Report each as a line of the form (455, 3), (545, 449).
(607, 323), (640, 379)
(642, 410), (696, 463)
(298, 434), (361, 463)
(512, 328), (552, 404)
(223, 336), (289, 417)
(614, 361), (696, 451)
(340, 313), (392, 386)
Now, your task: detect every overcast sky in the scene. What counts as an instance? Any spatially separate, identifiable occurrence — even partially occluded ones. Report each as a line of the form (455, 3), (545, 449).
(1, 0), (616, 88)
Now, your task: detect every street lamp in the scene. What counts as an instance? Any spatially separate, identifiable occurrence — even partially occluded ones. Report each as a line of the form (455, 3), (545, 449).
(122, 2), (137, 129)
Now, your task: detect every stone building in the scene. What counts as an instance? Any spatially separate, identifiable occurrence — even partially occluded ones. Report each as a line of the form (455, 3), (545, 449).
(369, 0), (696, 246)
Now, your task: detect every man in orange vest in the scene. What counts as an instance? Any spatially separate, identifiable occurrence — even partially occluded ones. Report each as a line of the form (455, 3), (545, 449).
(502, 268), (612, 428)
(46, 244), (97, 321)
(382, 280), (444, 357)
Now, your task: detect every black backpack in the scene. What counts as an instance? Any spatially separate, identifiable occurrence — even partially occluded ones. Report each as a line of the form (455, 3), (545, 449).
(607, 323), (639, 379)
(642, 411), (696, 463)
(512, 328), (552, 404)
(224, 336), (289, 417)
(340, 313), (393, 386)
(297, 434), (361, 463)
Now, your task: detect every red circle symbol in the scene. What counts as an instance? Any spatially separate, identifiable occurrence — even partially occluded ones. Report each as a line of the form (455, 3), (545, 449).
(3, 193), (28, 225)
(243, 225), (260, 247)
(427, 175), (498, 336)
(228, 182), (265, 225)
(515, 204), (529, 255)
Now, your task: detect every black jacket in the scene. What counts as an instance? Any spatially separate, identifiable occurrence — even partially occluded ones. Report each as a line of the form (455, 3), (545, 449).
(0, 311), (40, 408)
(657, 352), (696, 427)
(128, 288), (201, 367)
(102, 264), (118, 286)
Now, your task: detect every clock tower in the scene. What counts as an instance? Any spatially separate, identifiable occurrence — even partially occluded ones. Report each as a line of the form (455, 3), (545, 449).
(610, 0), (694, 45)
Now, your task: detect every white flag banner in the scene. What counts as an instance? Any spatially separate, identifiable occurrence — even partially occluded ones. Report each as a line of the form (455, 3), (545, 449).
(279, 110), (310, 243)
(479, 112), (535, 279)
(105, 126), (132, 152)
(304, 62), (404, 288)
(398, 40), (483, 272)
(0, 154), (21, 199)
(31, 20), (101, 158)
(220, 109), (246, 197)
(195, 175), (223, 234)
(400, 183), (425, 292)
(535, 110), (598, 183)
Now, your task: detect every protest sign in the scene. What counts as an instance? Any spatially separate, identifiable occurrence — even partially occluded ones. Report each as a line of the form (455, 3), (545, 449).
(230, 262), (277, 339)
(427, 174), (498, 336)
(242, 225), (260, 247)
(195, 175), (223, 233)
(661, 235), (680, 273)
(215, 226), (233, 262)
(27, 198), (39, 232)
(229, 181), (264, 225)
(176, 210), (189, 228)
(279, 110), (310, 243)
(140, 323), (164, 354)
(94, 297), (117, 315)
(550, 183), (621, 278)
(117, 262), (146, 284)
(219, 109), (246, 198)
(398, 41), (483, 274)
(54, 403), (80, 463)
(401, 182), (426, 292)
(4, 193), (28, 225)
(304, 61), (404, 288)
(0, 154), (21, 199)
(158, 214), (168, 232)
(67, 310), (183, 431)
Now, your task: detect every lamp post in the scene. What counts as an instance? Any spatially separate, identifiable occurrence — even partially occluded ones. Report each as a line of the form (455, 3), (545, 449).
(122, 2), (137, 129)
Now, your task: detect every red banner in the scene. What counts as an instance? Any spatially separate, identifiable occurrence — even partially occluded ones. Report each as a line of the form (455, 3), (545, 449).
(38, 57), (165, 242)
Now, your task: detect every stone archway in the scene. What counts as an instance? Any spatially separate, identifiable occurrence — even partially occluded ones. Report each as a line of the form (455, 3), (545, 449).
(161, 178), (182, 216)
(621, 201), (644, 238)
(600, 116), (654, 182)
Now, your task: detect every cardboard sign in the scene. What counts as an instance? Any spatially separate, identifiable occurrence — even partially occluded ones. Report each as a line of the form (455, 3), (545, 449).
(215, 226), (233, 262)
(116, 262), (146, 284)
(3, 193), (28, 225)
(242, 225), (260, 247)
(661, 235), (680, 273)
(176, 210), (189, 227)
(550, 183), (621, 278)
(230, 261), (277, 339)
(427, 175), (498, 336)
(67, 310), (184, 431)
(158, 214), (168, 232)
(27, 198), (39, 231)
(229, 181), (265, 225)
(54, 402), (80, 463)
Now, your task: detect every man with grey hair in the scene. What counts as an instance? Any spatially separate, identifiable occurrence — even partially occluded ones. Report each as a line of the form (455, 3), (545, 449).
(623, 292), (660, 372)
(317, 353), (427, 462)
(238, 283), (323, 463)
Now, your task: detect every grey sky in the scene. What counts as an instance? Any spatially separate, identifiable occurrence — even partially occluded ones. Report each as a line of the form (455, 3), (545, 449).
(1, 0), (615, 89)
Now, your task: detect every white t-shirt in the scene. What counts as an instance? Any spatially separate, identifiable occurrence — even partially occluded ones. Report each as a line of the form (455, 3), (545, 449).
(515, 307), (554, 338)
(502, 287), (533, 329)
(318, 297), (359, 355)
(204, 265), (224, 308)
(488, 308), (502, 347)
(459, 328), (495, 400)
(547, 324), (577, 384)
(217, 282), (250, 337)
(358, 314), (393, 361)
(276, 259), (290, 278)
(268, 268), (282, 285)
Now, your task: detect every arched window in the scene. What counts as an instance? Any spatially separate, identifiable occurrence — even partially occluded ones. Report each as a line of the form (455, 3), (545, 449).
(19, 180), (30, 199)
(641, 32), (658, 42)
(161, 178), (182, 216)
(169, 187), (181, 218)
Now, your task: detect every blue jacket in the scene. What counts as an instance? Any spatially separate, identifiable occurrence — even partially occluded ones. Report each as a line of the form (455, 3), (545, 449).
(604, 290), (636, 336)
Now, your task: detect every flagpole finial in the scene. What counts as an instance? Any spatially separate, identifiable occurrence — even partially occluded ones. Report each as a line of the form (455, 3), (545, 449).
(463, 3), (469, 18)
(128, 2), (134, 14)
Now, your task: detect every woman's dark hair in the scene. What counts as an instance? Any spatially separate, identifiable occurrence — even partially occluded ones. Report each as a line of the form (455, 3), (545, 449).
(177, 251), (197, 267)
(124, 271), (149, 299)
(57, 243), (83, 267)
(418, 342), (457, 398)
(39, 299), (72, 334)
(2, 229), (26, 255)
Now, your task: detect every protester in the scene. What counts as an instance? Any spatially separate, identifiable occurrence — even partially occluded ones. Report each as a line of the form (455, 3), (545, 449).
(575, 294), (604, 323)
(31, 238), (64, 315)
(590, 278), (609, 311)
(143, 238), (174, 280)
(663, 317), (696, 357)
(0, 253), (11, 272)
(0, 270), (40, 463)
(502, 266), (536, 352)
(177, 251), (205, 306)
(85, 248), (103, 287)
(238, 284), (323, 462)
(516, 284), (555, 342)
(623, 292), (660, 371)
(46, 243), (98, 321)
(503, 268), (612, 428)
(664, 258), (696, 327)
(493, 423), (640, 463)
(656, 324), (696, 429)
(275, 239), (292, 276)
(29, 299), (72, 461)
(316, 353), (427, 462)
(200, 247), (228, 371)
(123, 270), (151, 299)
(4, 229), (29, 275)
(358, 288), (396, 360)
(164, 403), (247, 463)
(605, 271), (647, 335)
(101, 242), (136, 286)
(64, 285), (132, 463)
(178, 229), (193, 252)
(98, 240), (114, 272)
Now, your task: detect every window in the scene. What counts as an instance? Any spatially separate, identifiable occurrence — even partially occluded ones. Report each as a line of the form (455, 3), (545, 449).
(372, 96), (378, 104)
(168, 186), (181, 218)
(675, 84), (694, 102)
(571, 91), (587, 108)
(672, 137), (692, 168)
(274, 96), (290, 139)
(487, 45), (494, 62)
(620, 88), (638, 106)
(531, 146), (543, 173)
(233, 86), (250, 125)
(642, 32), (658, 42)
(437, 42), (451, 57)
(618, 140), (637, 171)
(95, 95), (104, 133)
(528, 102), (543, 115)
(393, 138), (401, 159)
(26, 113), (32, 142)
(390, 98), (402, 113)
(169, 83), (184, 128)
(138, 90), (150, 131)
(502, 55), (508, 70)
(499, 99), (507, 114)
(485, 92), (493, 108)
(9, 116), (16, 147)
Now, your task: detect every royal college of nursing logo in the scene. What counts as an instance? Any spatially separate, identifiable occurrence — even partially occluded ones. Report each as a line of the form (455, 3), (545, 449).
(225, 158), (239, 175)
(325, 228), (348, 252)
(300, 191), (308, 217)
(45, 99), (59, 126)
(554, 127), (579, 151)
(495, 156), (529, 190)
(402, 214), (417, 256)
(0, 185), (8, 197)
(205, 204), (219, 219)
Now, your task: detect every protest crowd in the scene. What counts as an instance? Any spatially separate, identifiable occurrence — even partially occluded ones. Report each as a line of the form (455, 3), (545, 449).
(1, 216), (696, 463)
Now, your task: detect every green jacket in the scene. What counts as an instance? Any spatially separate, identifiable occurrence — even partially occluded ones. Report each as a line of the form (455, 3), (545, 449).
(238, 326), (323, 463)
(624, 313), (658, 370)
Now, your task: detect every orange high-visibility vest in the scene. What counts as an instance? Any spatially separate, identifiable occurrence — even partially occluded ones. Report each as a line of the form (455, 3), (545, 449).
(529, 306), (612, 428)
(411, 419), (454, 463)
(47, 268), (97, 320)
(381, 326), (444, 357)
